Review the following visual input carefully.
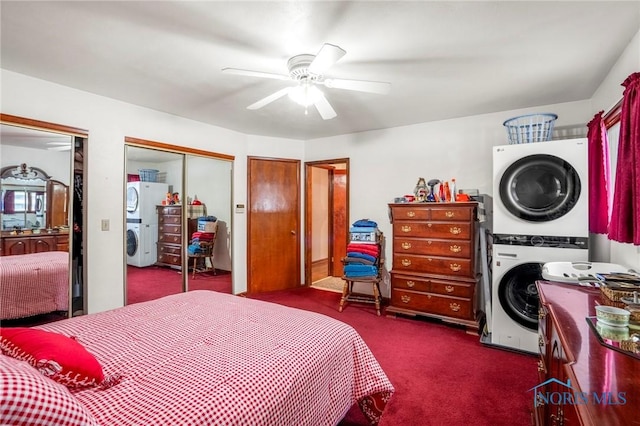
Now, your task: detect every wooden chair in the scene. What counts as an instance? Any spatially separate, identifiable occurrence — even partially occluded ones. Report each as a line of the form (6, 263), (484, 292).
(339, 231), (384, 315)
(339, 266), (384, 316)
(189, 239), (216, 279)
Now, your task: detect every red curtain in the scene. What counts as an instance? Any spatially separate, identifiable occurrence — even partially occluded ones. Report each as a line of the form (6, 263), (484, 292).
(587, 111), (610, 234)
(608, 72), (640, 244)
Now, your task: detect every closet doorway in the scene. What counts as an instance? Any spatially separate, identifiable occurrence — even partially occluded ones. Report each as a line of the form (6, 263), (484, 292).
(304, 159), (349, 287)
(124, 138), (233, 305)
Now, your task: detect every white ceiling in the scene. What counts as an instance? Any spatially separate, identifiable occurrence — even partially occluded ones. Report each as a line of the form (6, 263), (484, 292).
(1, 1), (638, 140)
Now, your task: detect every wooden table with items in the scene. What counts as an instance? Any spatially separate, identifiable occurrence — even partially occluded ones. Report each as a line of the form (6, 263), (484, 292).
(387, 202), (479, 333)
(535, 280), (639, 426)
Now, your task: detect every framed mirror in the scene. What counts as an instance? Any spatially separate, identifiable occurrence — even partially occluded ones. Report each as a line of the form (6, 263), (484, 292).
(0, 114), (87, 325)
(124, 139), (233, 305)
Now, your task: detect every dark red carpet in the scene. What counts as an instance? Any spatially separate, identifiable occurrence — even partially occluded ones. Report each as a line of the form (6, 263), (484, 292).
(249, 287), (537, 426)
(126, 265), (231, 304)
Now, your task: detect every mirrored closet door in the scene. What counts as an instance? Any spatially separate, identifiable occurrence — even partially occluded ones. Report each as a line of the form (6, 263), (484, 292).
(0, 114), (87, 325)
(124, 140), (233, 305)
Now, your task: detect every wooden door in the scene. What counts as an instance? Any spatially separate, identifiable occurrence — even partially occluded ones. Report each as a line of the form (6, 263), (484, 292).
(331, 169), (348, 276)
(46, 179), (69, 229)
(247, 157), (300, 293)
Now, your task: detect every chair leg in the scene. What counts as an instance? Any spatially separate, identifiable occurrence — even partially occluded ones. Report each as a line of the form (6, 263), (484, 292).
(373, 282), (382, 316)
(339, 280), (350, 312)
(192, 257), (197, 280)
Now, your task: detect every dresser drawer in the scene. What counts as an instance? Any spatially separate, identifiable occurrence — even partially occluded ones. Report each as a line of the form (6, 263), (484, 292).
(159, 223), (181, 234)
(390, 206), (431, 221)
(429, 206), (474, 221)
(157, 251), (181, 266)
(158, 232), (181, 244)
(430, 278), (474, 298)
(393, 237), (471, 258)
(158, 243), (181, 256)
(391, 274), (431, 292)
(159, 206), (181, 215)
(393, 221), (471, 240)
(393, 254), (473, 277)
(391, 289), (473, 320)
(159, 214), (181, 225)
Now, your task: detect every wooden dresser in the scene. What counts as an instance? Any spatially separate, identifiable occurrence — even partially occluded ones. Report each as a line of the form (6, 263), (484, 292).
(535, 281), (638, 425)
(156, 205), (183, 269)
(1, 231), (69, 256)
(387, 202), (479, 332)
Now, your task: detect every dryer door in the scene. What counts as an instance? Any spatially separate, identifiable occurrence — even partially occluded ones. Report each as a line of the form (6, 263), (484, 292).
(497, 262), (541, 331)
(126, 228), (139, 257)
(499, 154), (581, 223)
(126, 186), (139, 214)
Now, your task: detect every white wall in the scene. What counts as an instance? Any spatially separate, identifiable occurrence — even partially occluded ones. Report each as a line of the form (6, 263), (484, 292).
(305, 100), (592, 285)
(590, 28), (640, 270)
(1, 69), (303, 313)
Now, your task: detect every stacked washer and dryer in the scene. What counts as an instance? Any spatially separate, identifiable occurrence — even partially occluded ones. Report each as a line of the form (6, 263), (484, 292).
(489, 138), (589, 354)
(126, 181), (169, 267)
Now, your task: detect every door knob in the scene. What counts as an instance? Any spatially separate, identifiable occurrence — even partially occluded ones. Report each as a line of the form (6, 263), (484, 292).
(291, 230), (296, 235)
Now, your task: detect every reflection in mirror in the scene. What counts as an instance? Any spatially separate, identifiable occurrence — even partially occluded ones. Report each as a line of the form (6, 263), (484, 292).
(0, 122), (83, 326)
(125, 146), (184, 304)
(124, 144), (233, 304)
(185, 154), (232, 293)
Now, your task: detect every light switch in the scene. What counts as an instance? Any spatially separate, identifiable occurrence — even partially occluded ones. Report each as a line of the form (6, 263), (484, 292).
(101, 219), (109, 231)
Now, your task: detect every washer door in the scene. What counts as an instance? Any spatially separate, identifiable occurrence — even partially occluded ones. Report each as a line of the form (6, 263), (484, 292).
(126, 228), (138, 257)
(499, 154), (581, 222)
(126, 186), (139, 214)
(497, 262), (541, 331)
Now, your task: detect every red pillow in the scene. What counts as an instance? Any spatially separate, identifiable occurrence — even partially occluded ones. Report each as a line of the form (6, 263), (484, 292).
(0, 327), (104, 388)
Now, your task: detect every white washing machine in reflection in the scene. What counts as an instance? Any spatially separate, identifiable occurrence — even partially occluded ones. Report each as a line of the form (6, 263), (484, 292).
(490, 237), (588, 354)
(493, 138), (588, 238)
(126, 221), (159, 267)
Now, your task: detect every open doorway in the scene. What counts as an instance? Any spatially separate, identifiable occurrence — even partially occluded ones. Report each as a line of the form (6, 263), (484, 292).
(304, 158), (349, 291)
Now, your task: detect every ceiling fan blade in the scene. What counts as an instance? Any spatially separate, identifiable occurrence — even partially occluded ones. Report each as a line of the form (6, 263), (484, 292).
(222, 68), (290, 81)
(324, 78), (391, 95)
(308, 43), (346, 76)
(247, 87), (291, 110)
(314, 93), (337, 120)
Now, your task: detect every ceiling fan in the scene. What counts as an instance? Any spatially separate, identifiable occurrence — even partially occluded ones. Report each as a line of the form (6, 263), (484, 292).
(222, 43), (391, 120)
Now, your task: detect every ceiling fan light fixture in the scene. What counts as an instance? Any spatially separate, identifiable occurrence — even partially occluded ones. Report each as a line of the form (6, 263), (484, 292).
(288, 83), (322, 107)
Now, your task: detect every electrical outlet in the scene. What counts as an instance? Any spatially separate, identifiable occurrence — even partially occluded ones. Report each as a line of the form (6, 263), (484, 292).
(101, 219), (109, 231)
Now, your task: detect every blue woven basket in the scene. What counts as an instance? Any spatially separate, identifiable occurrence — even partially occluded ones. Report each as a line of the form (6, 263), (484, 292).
(138, 169), (159, 182)
(503, 113), (558, 144)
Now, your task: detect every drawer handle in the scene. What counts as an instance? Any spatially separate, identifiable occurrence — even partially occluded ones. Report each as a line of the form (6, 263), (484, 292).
(401, 242), (412, 250)
(406, 280), (415, 288)
(449, 226), (461, 235)
(401, 225), (411, 233)
(427, 240), (432, 245)
(401, 259), (411, 267)
(407, 211), (416, 218)
(449, 244), (462, 253)
(427, 223), (432, 227)
(449, 303), (461, 312)
(172, 236), (180, 242)
(445, 211), (455, 218)
(401, 295), (411, 303)
(449, 263), (461, 272)
(445, 285), (454, 293)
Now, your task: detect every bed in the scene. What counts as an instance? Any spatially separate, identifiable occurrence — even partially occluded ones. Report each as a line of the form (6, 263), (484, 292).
(0, 290), (394, 425)
(0, 251), (70, 320)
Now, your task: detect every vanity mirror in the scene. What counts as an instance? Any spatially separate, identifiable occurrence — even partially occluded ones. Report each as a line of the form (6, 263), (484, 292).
(0, 114), (87, 324)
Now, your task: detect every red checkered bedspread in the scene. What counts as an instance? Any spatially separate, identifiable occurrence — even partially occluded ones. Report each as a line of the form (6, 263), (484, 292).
(0, 251), (69, 320)
(38, 290), (394, 425)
